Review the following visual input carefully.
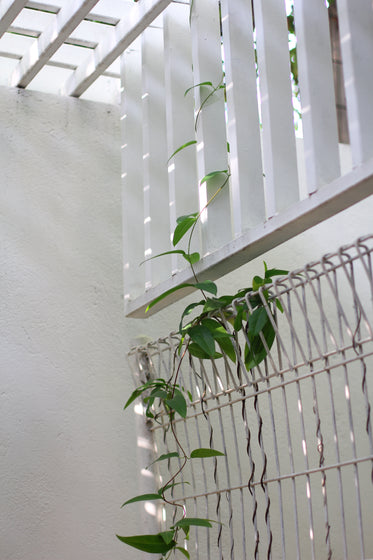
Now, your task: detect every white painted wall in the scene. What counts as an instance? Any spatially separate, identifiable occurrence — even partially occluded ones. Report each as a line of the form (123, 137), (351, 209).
(1, 83), (372, 560)
(0, 86), (151, 560)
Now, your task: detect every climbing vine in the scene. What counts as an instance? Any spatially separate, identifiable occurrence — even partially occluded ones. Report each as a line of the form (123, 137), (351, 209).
(118, 3), (290, 557)
(118, 201), (287, 556)
(118, 155), (287, 557)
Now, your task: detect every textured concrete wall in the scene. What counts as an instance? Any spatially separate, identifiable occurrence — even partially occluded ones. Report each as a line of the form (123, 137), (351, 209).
(0, 86), (150, 560)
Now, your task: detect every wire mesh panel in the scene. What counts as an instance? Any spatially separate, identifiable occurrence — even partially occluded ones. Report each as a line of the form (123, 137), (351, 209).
(128, 235), (373, 560)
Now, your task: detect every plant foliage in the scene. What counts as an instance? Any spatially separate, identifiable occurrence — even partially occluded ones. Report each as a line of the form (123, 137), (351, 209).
(119, 9), (289, 553)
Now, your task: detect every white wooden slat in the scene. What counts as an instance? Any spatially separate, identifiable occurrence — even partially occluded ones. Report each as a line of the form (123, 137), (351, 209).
(337, 0), (373, 166)
(221, 0), (265, 236)
(10, 0), (100, 88)
(253, 0), (299, 218)
(190, 0), (231, 255)
(0, 0), (28, 38)
(61, 0), (172, 98)
(142, 24), (171, 289)
(121, 40), (144, 304)
(163, 2), (199, 273)
(293, 0), (340, 194)
(25, 0), (128, 22)
(0, 28), (34, 56)
(11, 8), (53, 34)
(126, 155), (373, 317)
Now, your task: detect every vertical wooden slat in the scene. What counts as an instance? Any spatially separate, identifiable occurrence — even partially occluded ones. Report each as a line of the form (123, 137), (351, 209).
(142, 23), (170, 288)
(163, 2), (199, 272)
(294, 0), (340, 194)
(328, 2), (349, 145)
(121, 41), (144, 306)
(253, 0), (299, 218)
(190, 0), (231, 255)
(337, 0), (373, 166)
(221, 0), (265, 236)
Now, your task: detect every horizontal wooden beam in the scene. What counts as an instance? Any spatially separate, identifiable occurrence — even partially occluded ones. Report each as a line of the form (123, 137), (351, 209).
(61, 0), (172, 97)
(125, 157), (373, 318)
(0, 0), (28, 38)
(10, 0), (99, 88)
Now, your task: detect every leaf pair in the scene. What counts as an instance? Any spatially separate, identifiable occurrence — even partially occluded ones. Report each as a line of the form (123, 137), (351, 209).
(116, 533), (176, 555)
(187, 318), (236, 363)
(117, 517), (216, 555)
(124, 379), (188, 420)
(145, 447), (224, 470)
(123, 378), (167, 410)
(142, 248), (200, 267)
(244, 308), (276, 371)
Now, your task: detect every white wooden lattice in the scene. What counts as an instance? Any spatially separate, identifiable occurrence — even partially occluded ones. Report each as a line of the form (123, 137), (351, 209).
(120, 0), (373, 317)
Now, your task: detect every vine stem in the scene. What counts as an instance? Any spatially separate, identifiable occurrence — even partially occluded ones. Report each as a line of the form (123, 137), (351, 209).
(194, 74), (225, 132)
(161, 342), (189, 513)
(187, 171), (231, 299)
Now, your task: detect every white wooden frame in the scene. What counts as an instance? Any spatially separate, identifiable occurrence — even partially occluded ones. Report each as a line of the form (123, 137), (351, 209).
(120, 0), (373, 317)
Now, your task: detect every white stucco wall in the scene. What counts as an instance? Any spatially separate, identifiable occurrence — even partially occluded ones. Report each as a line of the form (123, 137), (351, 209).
(0, 86), (150, 560)
(1, 83), (372, 560)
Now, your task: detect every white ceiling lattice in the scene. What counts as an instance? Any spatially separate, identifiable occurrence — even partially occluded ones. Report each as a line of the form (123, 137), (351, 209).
(0, 0), (177, 104)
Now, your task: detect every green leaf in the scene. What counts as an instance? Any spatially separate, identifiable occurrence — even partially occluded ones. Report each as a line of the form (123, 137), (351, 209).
(159, 530), (176, 545)
(199, 318), (236, 362)
(146, 452), (180, 470)
(202, 296), (234, 313)
(173, 518), (213, 529)
(264, 268), (289, 279)
(167, 140), (197, 163)
(116, 534), (176, 554)
(176, 547), (190, 559)
(166, 391), (187, 418)
(244, 319), (276, 371)
(124, 381), (162, 409)
(233, 306), (245, 331)
(184, 81), (213, 96)
(199, 318), (229, 338)
(249, 306), (268, 336)
(252, 275), (265, 291)
(188, 324), (216, 357)
(145, 283), (196, 313)
(179, 300), (204, 333)
(194, 280), (217, 296)
(183, 252), (200, 265)
(146, 279), (218, 313)
(140, 249), (189, 265)
(123, 388), (144, 410)
(121, 493), (164, 507)
(173, 214), (198, 247)
(149, 388), (168, 400)
(190, 448), (225, 458)
(200, 169), (228, 184)
(188, 343), (222, 360)
(176, 213), (198, 225)
(275, 298), (284, 313)
(216, 335), (236, 363)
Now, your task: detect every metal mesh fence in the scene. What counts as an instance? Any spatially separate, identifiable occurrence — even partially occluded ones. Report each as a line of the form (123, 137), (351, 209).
(128, 235), (373, 560)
